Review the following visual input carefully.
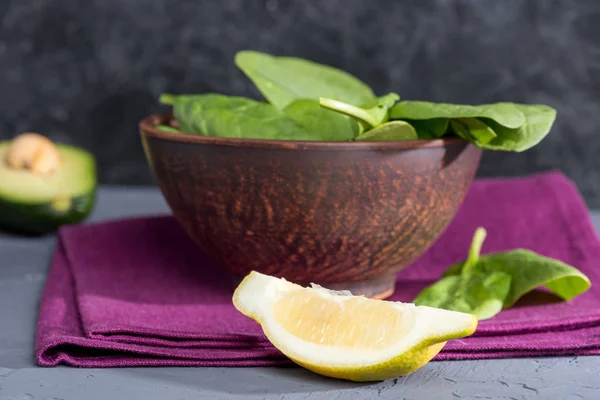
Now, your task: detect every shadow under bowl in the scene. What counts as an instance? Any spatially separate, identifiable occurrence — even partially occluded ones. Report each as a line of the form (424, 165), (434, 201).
(139, 114), (482, 299)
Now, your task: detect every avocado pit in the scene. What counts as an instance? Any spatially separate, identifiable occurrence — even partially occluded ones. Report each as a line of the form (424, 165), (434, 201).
(5, 133), (61, 176)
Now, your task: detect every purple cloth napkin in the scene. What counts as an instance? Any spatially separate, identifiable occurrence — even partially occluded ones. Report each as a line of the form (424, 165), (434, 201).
(36, 171), (600, 367)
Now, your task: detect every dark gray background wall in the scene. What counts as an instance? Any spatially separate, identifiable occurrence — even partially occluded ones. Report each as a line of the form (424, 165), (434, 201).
(2, 0), (599, 205)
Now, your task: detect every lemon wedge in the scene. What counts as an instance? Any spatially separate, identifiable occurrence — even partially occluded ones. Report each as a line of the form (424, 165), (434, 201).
(233, 271), (478, 382)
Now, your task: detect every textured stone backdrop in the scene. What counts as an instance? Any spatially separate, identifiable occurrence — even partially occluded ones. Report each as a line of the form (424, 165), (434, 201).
(2, 0), (599, 206)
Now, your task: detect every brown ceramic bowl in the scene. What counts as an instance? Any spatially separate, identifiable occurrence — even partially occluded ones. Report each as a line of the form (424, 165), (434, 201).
(139, 114), (482, 299)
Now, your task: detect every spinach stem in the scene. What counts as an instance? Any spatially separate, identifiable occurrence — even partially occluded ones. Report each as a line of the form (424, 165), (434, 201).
(464, 227), (487, 276)
(449, 119), (473, 141)
(319, 97), (378, 128)
(457, 227), (488, 296)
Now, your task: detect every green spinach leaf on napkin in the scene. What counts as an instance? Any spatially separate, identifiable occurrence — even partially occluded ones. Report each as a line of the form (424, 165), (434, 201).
(413, 227), (591, 320)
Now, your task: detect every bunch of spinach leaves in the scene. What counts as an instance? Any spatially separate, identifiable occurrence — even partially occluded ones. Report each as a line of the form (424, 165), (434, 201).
(413, 227), (591, 320)
(158, 50), (556, 152)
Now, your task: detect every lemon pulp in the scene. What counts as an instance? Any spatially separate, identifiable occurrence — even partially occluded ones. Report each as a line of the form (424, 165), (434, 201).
(274, 288), (414, 350)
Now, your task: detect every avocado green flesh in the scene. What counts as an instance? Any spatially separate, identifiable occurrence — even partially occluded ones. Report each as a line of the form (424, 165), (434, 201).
(0, 142), (96, 203)
(0, 141), (97, 234)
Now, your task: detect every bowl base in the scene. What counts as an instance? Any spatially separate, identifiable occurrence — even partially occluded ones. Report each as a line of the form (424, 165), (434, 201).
(232, 273), (396, 300)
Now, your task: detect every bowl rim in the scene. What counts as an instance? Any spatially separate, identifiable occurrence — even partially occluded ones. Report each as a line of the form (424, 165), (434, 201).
(138, 113), (468, 151)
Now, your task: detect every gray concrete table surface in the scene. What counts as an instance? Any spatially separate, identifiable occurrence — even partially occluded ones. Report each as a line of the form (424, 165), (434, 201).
(1, 186), (600, 400)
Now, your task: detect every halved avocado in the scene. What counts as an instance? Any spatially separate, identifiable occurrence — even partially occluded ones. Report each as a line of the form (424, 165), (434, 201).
(0, 134), (97, 235)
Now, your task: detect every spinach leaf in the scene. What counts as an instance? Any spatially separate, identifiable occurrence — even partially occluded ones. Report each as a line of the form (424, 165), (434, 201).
(414, 272), (511, 320)
(413, 227), (591, 320)
(448, 119), (472, 141)
(319, 93), (399, 131)
(391, 101), (556, 151)
(444, 249), (591, 309)
(160, 93), (317, 140)
(413, 228), (512, 320)
(450, 118), (497, 145)
(408, 118), (449, 138)
(357, 93), (401, 126)
(390, 101), (526, 129)
(160, 93), (358, 141)
(156, 125), (180, 133)
(283, 99), (358, 141)
(354, 121), (418, 141)
(475, 104), (557, 152)
(235, 50), (375, 110)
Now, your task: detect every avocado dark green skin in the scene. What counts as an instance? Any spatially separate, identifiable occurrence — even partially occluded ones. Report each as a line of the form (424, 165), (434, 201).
(0, 190), (96, 236)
